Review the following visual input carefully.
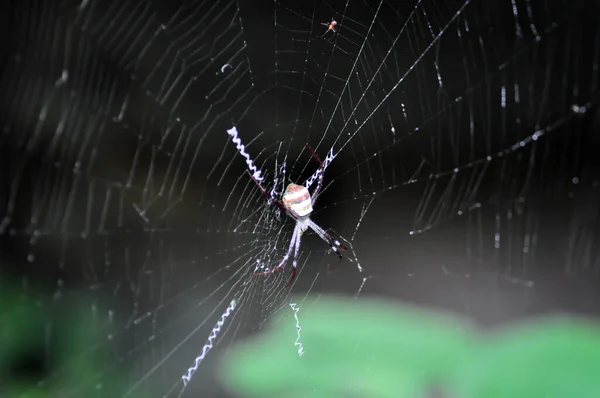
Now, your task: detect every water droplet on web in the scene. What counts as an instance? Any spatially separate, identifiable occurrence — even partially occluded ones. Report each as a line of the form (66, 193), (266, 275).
(30, 229), (40, 245)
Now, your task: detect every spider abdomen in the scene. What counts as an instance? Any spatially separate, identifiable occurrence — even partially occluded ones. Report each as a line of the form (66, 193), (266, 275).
(283, 183), (313, 217)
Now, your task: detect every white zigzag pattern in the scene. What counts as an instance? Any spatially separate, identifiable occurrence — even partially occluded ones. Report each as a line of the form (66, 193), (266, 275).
(289, 302), (305, 357)
(227, 126), (263, 181)
(181, 299), (237, 386)
(304, 147), (336, 188)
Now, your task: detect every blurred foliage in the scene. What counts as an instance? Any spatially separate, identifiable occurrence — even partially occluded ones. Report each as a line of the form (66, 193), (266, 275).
(0, 284), (138, 398)
(219, 295), (600, 398)
(3, 287), (600, 397)
(446, 317), (600, 398)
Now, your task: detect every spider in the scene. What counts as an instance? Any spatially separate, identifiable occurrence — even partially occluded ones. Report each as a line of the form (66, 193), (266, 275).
(318, 19), (337, 39)
(248, 145), (347, 287)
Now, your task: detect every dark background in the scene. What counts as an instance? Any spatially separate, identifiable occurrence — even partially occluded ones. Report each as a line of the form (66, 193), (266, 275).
(1, 0), (599, 396)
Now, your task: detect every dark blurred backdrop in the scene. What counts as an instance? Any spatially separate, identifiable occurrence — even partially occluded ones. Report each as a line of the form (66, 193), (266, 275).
(1, 0), (599, 396)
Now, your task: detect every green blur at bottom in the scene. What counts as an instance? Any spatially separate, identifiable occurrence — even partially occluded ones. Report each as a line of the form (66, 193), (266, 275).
(219, 295), (600, 398)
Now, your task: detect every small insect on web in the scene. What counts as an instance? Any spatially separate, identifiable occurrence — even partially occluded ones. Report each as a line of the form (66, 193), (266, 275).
(227, 126), (348, 287)
(318, 19), (337, 40)
(307, 17), (359, 57)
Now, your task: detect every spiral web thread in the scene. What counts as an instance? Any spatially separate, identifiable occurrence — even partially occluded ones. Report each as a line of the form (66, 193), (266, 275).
(180, 299), (237, 387)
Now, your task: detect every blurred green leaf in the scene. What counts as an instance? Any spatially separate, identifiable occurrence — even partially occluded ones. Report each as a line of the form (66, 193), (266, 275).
(220, 295), (600, 398)
(0, 290), (41, 366)
(446, 316), (600, 398)
(0, 284), (141, 398)
(219, 296), (476, 397)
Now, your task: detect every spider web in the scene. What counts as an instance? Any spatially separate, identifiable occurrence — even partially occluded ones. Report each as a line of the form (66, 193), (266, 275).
(1, 0), (599, 396)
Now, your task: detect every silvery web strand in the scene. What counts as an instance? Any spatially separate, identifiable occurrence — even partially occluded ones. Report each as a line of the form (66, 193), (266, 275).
(304, 147), (336, 189)
(270, 158), (286, 198)
(181, 299), (237, 387)
(289, 302), (305, 357)
(227, 126), (263, 181)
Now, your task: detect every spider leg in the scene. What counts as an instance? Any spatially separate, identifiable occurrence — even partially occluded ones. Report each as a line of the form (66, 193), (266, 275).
(306, 144), (324, 167)
(253, 224), (299, 284)
(306, 219), (348, 267)
(247, 170), (286, 211)
(306, 145), (325, 202)
(285, 230), (303, 287)
(314, 30), (331, 40)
